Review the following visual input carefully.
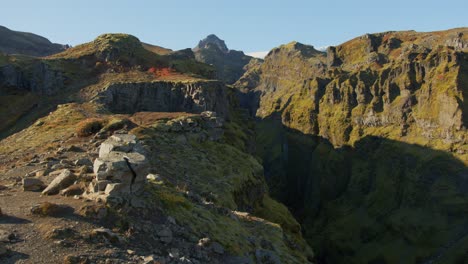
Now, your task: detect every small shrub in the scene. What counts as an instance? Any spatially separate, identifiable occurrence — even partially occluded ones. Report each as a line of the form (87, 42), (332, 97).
(102, 118), (132, 132)
(76, 118), (105, 137)
(31, 202), (66, 217)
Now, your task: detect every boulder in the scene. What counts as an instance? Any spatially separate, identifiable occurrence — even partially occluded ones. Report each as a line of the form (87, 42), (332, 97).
(60, 183), (85, 196)
(22, 178), (46, 191)
(42, 169), (76, 195)
(74, 158), (93, 167)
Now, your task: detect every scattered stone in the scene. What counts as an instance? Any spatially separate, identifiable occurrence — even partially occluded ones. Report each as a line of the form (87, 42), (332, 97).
(22, 178), (46, 191)
(46, 227), (77, 239)
(89, 228), (124, 244)
(35, 169), (50, 177)
(74, 158), (93, 167)
(0, 229), (15, 242)
(68, 145), (85, 152)
(49, 169), (65, 177)
(63, 255), (90, 264)
(78, 165), (92, 175)
(201, 111), (216, 118)
(60, 159), (74, 166)
(54, 239), (73, 247)
(142, 255), (158, 264)
(31, 202), (70, 217)
(167, 216), (176, 225)
(197, 237), (211, 247)
(42, 169), (77, 195)
(169, 248), (180, 258)
(146, 173), (161, 181)
(51, 163), (67, 170)
(127, 249), (135, 255)
(60, 183), (85, 196)
(157, 227), (173, 244)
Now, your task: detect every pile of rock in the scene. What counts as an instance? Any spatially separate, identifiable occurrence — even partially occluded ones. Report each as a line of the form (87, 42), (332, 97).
(155, 111), (225, 142)
(85, 133), (149, 202)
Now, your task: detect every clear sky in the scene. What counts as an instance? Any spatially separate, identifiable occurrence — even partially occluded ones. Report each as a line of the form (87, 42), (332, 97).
(1, 0), (467, 57)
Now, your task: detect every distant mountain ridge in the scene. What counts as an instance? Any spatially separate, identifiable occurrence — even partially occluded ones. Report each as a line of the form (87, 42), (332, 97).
(193, 34), (254, 84)
(0, 25), (68, 57)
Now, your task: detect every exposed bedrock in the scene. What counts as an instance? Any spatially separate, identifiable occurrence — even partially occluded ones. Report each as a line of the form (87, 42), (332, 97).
(98, 80), (229, 117)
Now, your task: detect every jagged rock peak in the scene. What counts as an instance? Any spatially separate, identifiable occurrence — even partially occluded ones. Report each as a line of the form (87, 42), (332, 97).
(194, 34), (229, 53)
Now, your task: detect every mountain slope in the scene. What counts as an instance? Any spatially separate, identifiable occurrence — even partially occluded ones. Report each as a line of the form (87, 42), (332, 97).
(0, 25), (68, 57)
(0, 32), (314, 263)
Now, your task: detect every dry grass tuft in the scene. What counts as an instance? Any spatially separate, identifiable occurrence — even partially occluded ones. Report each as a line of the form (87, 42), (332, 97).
(76, 118), (106, 137)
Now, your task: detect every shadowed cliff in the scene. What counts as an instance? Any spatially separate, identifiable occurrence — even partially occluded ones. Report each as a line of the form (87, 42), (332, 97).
(256, 113), (468, 263)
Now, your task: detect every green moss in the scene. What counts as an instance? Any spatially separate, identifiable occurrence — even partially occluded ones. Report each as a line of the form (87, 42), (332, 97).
(147, 184), (193, 211)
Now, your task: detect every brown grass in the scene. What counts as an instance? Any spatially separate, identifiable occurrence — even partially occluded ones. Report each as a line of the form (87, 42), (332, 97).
(76, 118), (105, 137)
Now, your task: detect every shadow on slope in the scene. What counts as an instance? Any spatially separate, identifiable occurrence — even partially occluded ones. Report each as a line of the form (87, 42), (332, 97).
(256, 113), (468, 264)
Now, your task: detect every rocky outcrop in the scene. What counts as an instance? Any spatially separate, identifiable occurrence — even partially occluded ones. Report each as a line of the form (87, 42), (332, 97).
(98, 80), (229, 118)
(0, 61), (66, 95)
(0, 25), (68, 57)
(86, 133), (149, 203)
(193, 34), (253, 84)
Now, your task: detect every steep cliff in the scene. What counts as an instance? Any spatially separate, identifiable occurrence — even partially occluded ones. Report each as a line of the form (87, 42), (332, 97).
(98, 80), (229, 117)
(249, 29), (468, 153)
(236, 28), (468, 263)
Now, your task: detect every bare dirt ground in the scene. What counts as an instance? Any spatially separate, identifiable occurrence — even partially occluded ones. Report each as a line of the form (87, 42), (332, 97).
(0, 136), (136, 264)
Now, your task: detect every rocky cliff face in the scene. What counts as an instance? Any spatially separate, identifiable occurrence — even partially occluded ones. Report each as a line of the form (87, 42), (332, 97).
(248, 29), (468, 151)
(235, 28), (468, 263)
(98, 80), (229, 118)
(193, 34), (254, 84)
(0, 25), (68, 57)
(0, 60), (67, 95)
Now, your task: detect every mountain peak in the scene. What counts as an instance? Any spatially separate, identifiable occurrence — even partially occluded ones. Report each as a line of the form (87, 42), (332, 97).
(194, 34), (229, 53)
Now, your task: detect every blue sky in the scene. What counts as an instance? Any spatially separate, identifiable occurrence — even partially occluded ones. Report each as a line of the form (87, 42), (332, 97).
(1, 0), (467, 57)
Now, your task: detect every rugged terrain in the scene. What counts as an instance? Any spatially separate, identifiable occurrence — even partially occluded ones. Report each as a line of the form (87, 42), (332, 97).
(236, 28), (468, 263)
(1, 26), (468, 264)
(0, 30), (312, 263)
